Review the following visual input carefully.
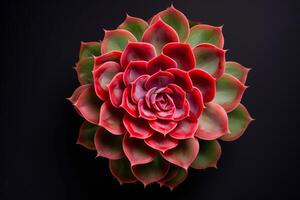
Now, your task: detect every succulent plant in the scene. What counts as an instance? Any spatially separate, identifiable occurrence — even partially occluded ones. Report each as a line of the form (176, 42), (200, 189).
(68, 6), (253, 190)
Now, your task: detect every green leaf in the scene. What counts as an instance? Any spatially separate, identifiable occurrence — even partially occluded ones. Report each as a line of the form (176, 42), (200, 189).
(193, 43), (226, 79)
(132, 155), (169, 187)
(101, 29), (137, 53)
(79, 42), (101, 58)
(76, 57), (94, 84)
(109, 157), (137, 185)
(158, 165), (187, 191)
(94, 127), (124, 159)
(195, 102), (229, 140)
(76, 121), (98, 150)
(221, 104), (253, 141)
(187, 24), (224, 48)
(225, 61), (250, 84)
(150, 6), (190, 42)
(213, 74), (246, 112)
(191, 140), (221, 169)
(162, 138), (199, 170)
(118, 15), (148, 41)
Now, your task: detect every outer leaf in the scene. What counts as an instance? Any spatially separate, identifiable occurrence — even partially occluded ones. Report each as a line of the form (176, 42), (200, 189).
(189, 19), (201, 28)
(142, 18), (179, 53)
(191, 140), (221, 169)
(79, 41), (101, 58)
(193, 43), (226, 79)
(214, 74), (246, 112)
(187, 24), (224, 48)
(94, 127), (124, 159)
(123, 134), (156, 166)
(67, 85), (91, 105)
(132, 155), (169, 187)
(75, 57), (94, 85)
(225, 61), (250, 84)
(101, 29), (137, 54)
(221, 104), (253, 141)
(158, 165), (187, 190)
(195, 102), (229, 140)
(118, 15), (148, 41)
(73, 85), (102, 124)
(99, 101), (125, 135)
(150, 6), (190, 42)
(76, 121), (98, 150)
(162, 138), (199, 170)
(109, 157), (137, 184)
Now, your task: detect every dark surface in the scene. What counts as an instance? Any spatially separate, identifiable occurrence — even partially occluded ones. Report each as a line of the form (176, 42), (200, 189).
(1, 0), (299, 199)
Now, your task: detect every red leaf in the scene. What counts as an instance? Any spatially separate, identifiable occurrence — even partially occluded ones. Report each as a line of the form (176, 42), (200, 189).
(145, 133), (178, 153)
(148, 119), (177, 135)
(99, 101), (125, 135)
(123, 113), (154, 139)
(142, 18), (179, 53)
(162, 42), (195, 71)
(189, 68), (216, 103)
(93, 61), (122, 100)
(195, 102), (229, 140)
(169, 117), (198, 139)
(94, 127), (124, 159)
(162, 138), (199, 170)
(122, 134), (156, 166)
(147, 54), (177, 75)
(120, 42), (156, 68)
(123, 61), (147, 86)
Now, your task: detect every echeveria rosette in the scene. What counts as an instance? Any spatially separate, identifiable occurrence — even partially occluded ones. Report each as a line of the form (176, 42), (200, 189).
(68, 6), (253, 190)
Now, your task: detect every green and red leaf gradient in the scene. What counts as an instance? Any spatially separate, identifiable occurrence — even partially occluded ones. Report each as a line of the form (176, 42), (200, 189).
(68, 5), (253, 190)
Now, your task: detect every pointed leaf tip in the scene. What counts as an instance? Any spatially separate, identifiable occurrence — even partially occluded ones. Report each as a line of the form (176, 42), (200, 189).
(162, 138), (199, 170)
(79, 41), (101, 58)
(109, 157), (137, 184)
(187, 24), (224, 48)
(101, 29), (137, 54)
(195, 102), (229, 140)
(142, 18), (179, 53)
(118, 15), (148, 41)
(132, 155), (169, 187)
(151, 6), (190, 42)
(123, 134), (156, 166)
(225, 61), (250, 84)
(77, 121), (98, 150)
(193, 43), (226, 79)
(73, 85), (102, 124)
(214, 74), (246, 112)
(191, 140), (222, 169)
(159, 165), (188, 190)
(76, 57), (94, 85)
(94, 127), (124, 159)
(221, 104), (253, 141)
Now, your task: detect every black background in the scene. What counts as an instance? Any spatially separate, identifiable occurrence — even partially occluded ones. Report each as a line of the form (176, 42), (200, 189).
(1, 0), (300, 199)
